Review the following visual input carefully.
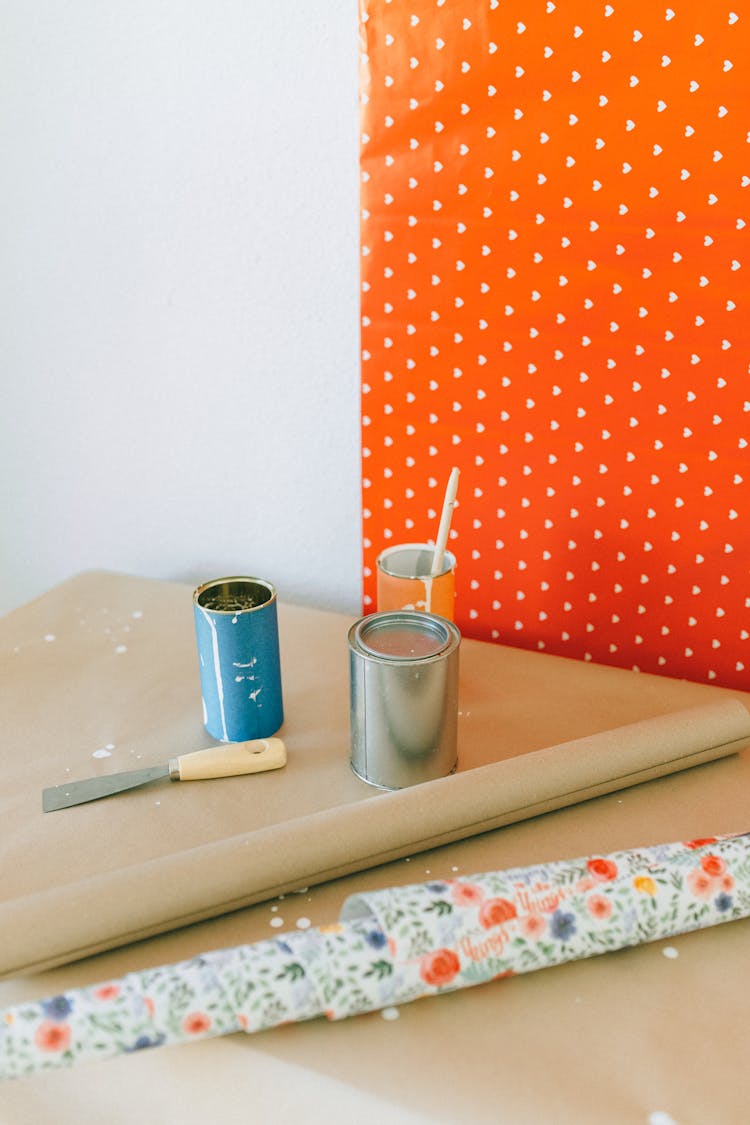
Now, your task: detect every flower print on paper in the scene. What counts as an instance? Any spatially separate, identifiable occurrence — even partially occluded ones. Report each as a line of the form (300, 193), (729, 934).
(478, 897), (517, 929)
(182, 1012), (211, 1035)
(587, 858), (618, 883)
(550, 910), (577, 942)
(34, 1021), (71, 1053)
(587, 895), (613, 921)
(451, 882), (484, 907)
(521, 914), (547, 940)
(125, 1033), (167, 1053)
(687, 868), (715, 900)
(700, 855), (726, 878)
(41, 996), (73, 1021)
(419, 948), (461, 988)
(685, 849), (739, 915)
(93, 984), (120, 1002)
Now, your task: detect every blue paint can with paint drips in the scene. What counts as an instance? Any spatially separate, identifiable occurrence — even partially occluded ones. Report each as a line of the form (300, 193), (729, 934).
(193, 577), (284, 742)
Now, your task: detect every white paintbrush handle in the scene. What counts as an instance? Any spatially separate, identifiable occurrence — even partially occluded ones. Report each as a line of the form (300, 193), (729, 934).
(170, 737), (287, 781)
(431, 466), (460, 576)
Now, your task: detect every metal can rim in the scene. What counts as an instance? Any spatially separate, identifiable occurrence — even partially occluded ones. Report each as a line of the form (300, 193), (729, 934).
(348, 610), (460, 663)
(376, 542), (456, 580)
(193, 576), (277, 613)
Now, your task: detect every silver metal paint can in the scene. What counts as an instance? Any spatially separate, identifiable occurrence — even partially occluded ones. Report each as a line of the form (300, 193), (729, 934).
(348, 611), (460, 790)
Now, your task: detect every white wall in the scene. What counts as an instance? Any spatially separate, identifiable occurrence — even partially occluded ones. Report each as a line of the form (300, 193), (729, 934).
(0, 1), (362, 617)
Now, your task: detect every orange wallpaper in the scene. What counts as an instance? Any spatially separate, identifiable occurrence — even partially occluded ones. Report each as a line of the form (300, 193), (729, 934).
(359, 1), (748, 688)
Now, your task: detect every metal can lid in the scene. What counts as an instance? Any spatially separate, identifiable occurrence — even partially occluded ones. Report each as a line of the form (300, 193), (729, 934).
(352, 611), (458, 662)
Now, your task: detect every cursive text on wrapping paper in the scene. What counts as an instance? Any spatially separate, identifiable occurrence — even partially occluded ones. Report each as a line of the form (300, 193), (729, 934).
(460, 927), (512, 962)
(460, 882), (575, 963)
(512, 880), (574, 916)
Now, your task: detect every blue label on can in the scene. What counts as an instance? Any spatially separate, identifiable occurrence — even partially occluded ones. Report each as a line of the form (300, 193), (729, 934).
(193, 579), (284, 742)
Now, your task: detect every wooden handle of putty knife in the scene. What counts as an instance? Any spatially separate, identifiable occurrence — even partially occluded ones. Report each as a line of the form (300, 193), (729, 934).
(169, 737), (287, 781)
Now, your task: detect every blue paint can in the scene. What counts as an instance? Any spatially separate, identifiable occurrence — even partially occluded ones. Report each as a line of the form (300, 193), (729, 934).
(193, 576), (284, 742)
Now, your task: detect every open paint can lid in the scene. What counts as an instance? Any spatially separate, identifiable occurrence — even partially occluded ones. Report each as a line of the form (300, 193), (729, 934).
(352, 611), (457, 662)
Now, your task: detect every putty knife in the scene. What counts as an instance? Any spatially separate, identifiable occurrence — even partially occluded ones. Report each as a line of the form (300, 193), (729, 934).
(42, 737), (286, 812)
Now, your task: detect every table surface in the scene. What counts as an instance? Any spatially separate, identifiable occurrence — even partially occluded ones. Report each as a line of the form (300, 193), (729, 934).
(2, 571), (749, 1125)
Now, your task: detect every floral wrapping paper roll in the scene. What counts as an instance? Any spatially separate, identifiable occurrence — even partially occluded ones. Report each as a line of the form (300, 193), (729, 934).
(340, 832), (750, 1007)
(2, 833), (749, 1078)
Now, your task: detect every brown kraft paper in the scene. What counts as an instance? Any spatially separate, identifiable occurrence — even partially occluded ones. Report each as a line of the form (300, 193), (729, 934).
(2, 697), (749, 977)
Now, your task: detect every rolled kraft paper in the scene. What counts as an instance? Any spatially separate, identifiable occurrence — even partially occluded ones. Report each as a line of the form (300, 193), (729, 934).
(2, 699), (749, 977)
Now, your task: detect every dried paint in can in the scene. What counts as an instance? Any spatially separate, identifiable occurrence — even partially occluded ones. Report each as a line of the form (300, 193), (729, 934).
(348, 610), (460, 790)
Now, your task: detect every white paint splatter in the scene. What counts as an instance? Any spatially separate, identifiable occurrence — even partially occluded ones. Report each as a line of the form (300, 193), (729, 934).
(381, 1007), (400, 1021)
(114, 645), (128, 654)
(92, 748), (112, 759)
(662, 946), (679, 959)
(198, 606), (228, 741)
(43, 634), (56, 642)
(296, 917), (311, 930)
(131, 610), (143, 619)
(648, 1112), (679, 1125)
(269, 916), (284, 928)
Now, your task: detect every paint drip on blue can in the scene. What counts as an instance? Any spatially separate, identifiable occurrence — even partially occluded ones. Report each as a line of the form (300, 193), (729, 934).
(193, 577), (284, 743)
